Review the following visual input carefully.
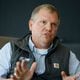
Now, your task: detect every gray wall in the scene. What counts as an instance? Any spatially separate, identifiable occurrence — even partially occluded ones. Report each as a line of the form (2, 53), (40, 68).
(0, 0), (80, 43)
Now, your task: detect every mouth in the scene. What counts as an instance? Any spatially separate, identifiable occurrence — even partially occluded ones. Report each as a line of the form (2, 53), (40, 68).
(43, 32), (51, 37)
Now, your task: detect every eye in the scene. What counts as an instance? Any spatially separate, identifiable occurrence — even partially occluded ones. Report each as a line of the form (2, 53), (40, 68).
(51, 23), (58, 28)
(42, 21), (46, 24)
(40, 20), (47, 25)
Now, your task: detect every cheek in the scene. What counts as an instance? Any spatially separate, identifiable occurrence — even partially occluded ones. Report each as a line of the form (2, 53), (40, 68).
(52, 27), (58, 33)
(32, 26), (40, 35)
(32, 25), (42, 33)
(52, 29), (58, 37)
(31, 22), (44, 35)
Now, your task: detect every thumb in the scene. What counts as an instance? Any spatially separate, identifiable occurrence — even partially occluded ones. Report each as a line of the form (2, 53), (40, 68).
(61, 71), (68, 79)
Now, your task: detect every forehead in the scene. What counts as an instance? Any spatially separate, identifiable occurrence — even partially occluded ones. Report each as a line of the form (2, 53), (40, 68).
(39, 8), (57, 15)
(36, 9), (59, 21)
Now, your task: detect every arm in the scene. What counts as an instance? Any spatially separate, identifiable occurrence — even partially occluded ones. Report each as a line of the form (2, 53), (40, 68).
(69, 51), (80, 80)
(61, 51), (80, 80)
(0, 42), (12, 80)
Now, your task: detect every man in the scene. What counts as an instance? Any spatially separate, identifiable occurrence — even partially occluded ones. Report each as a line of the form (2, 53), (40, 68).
(0, 4), (80, 80)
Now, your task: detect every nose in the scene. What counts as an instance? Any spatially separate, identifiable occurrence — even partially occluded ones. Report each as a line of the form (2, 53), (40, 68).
(45, 23), (52, 31)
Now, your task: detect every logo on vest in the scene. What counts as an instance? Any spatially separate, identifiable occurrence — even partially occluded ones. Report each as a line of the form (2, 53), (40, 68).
(53, 63), (59, 69)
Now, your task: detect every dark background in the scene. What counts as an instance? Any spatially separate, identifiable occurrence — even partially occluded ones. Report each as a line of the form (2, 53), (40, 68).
(0, 0), (80, 43)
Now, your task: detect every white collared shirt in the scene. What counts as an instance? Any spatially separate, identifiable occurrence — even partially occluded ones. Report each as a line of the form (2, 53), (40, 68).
(29, 36), (48, 74)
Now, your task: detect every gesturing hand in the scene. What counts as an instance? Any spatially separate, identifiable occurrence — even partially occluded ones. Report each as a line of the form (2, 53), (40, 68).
(10, 60), (37, 80)
(61, 71), (76, 80)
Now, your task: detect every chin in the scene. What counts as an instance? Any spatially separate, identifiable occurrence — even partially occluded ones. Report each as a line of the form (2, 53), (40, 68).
(42, 40), (52, 45)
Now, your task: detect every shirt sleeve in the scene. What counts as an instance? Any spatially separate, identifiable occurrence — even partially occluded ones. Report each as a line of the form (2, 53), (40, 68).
(69, 51), (80, 80)
(0, 42), (12, 77)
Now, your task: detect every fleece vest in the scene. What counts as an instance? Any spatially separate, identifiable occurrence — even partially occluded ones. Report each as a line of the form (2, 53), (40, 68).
(7, 34), (70, 80)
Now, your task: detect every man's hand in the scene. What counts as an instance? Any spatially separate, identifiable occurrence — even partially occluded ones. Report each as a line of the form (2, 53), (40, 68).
(10, 60), (37, 80)
(61, 71), (76, 80)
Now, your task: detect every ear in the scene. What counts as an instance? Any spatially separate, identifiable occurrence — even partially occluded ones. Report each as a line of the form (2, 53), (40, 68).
(29, 20), (33, 31)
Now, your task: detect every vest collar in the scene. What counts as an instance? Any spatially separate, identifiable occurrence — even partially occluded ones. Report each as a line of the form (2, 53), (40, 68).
(14, 33), (60, 52)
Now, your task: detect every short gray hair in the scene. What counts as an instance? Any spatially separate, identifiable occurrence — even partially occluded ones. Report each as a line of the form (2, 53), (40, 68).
(30, 4), (60, 21)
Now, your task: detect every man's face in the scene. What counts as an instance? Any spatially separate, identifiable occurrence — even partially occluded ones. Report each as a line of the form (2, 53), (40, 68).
(29, 9), (59, 48)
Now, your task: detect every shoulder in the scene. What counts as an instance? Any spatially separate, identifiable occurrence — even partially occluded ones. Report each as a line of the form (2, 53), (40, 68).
(70, 51), (80, 63)
(69, 51), (80, 75)
(0, 42), (12, 56)
(0, 42), (12, 66)
(0, 42), (11, 50)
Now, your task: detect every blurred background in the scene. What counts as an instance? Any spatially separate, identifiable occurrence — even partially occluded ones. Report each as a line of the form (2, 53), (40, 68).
(0, 0), (80, 43)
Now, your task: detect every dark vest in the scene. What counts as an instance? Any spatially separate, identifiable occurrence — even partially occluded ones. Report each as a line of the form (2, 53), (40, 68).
(7, 34), (70, 80)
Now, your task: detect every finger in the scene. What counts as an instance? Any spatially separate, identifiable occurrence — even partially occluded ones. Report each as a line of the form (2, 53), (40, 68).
(14, 67), (21, 78)
(75, 72), (80, 79)
(61, 71), (68, 79)
(10, 74), (17, 80)
(16, 61), (22, 71)
(72, 76), (76, 80)
(21, 60), (29, 72)
(30, 62), (37, 75)
(16, 61), (23, 76)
